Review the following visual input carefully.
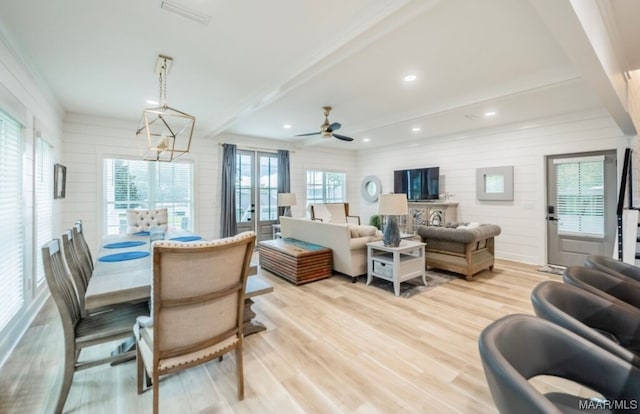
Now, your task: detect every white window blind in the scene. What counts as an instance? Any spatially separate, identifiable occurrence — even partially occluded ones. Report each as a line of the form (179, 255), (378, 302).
(0, 110), (23, 332)
(306, 170), (346, 204)
(554, 155), (605, 237)
(104, 158), (194, 234)
(35, 137), (53, 284)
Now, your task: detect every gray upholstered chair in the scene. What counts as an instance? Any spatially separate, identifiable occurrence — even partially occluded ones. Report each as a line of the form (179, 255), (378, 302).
(531, 281), (640, 367)
(562, 265), (640, 309)
(42, 239), (149, 414)
(585, 254), (640, 283)
(479, 314), (640, 414)
(135, 231), (256, 414)
(126, 208), (168, 233)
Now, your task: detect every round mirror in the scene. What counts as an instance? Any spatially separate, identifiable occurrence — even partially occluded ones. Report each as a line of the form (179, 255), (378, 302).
(361, 175), (382, 202)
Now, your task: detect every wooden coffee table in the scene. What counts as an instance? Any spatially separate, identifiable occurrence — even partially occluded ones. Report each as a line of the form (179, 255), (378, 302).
(259, 238), (332, 285)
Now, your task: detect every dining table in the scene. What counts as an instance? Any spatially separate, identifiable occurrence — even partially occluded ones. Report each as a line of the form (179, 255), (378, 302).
(85, 231), (273, 339)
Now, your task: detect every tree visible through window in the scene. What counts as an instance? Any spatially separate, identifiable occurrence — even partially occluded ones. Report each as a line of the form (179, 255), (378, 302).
(104, 158), (194, 234)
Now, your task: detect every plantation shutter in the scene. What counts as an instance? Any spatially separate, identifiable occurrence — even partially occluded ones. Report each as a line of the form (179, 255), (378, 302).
(35, 137), (53, 284)
(554, 155), (605, 237)
(0, 110), (24, 331)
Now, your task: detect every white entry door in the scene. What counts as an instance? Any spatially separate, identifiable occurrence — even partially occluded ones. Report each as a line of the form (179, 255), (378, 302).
(546, 150), (617, 266)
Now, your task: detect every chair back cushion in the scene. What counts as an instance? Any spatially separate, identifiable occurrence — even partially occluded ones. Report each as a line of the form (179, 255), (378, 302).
(151, 231), (256, 357)
(310, 203), (347, 223)
(127, 208), (168, 233)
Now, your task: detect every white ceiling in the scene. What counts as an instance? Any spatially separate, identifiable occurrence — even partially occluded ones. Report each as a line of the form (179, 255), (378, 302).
(0, 0), (637, 151)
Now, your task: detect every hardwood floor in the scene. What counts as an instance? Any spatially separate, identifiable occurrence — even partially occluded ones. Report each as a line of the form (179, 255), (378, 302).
(0, 260), (585, 413)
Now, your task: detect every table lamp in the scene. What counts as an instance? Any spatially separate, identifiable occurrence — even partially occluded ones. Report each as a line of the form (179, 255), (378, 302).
(277, 193), (297, 217)
(378, 193), (408, 247)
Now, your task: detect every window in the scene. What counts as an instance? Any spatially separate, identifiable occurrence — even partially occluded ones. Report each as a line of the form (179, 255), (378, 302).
(554, 156), (604, 237)
(0, 110), (23, 332)
(35, 137), (53, 284)
(306, 170), (346, 204)
(104, 158), (194, 234)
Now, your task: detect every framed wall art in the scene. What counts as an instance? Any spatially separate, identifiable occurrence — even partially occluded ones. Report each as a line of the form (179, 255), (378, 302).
(476, 165), (513, 201)
(54, 163), (66, 199)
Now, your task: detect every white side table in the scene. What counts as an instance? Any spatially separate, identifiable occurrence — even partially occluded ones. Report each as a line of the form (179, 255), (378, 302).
(366, 239), (426, 296)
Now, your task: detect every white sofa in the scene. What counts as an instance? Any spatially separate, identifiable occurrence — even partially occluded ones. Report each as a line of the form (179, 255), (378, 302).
(279, 217), (381, 281)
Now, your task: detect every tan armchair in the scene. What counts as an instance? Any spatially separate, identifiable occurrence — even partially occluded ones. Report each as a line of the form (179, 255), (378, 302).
(135, 231), (256, 414)
(309, 202), (360, 224)
(126, 208), (168, 233)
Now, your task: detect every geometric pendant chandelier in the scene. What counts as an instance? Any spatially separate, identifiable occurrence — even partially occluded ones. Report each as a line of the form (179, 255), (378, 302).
(136, 54), (195, 162)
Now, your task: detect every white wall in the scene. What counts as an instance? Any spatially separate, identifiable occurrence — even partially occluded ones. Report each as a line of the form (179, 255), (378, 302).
(61, 118), (358, 253)
(355, 109), (635, 265)
(0, 34), (65, 365)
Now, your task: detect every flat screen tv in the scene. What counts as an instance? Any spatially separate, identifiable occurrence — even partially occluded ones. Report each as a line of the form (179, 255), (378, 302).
(393, 167), (440, 201)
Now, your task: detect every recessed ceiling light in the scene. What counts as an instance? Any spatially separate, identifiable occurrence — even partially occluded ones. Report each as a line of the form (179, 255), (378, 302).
(412, 127), (421, 132)
(283, 124), (292, 129)
(146, 99), (159, 105)
(362, 137), (370, 142)
(484, 111), (497, 117)
(403, 74), (417, 82)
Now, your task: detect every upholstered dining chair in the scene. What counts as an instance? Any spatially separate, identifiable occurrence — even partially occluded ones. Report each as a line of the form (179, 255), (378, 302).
(563, 265), (640, 310)
(479, 314), (640, 414)
(585, 254), (640, 283)
(531, 281), (640, 367)
(42, 239), (149, 414)
(127, 208), (168, 233)
(135, 231), (256, 414)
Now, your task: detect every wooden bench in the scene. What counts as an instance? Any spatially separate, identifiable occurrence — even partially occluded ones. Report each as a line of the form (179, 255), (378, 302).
(259, 238), (332, 285)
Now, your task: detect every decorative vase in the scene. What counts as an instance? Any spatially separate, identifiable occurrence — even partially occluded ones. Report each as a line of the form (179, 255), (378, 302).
(383, 216), (401, 247)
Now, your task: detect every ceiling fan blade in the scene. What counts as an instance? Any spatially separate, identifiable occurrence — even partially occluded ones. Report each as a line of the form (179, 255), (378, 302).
(295, 131), (321, 136)
(332, 133), (354, 142)
(327, 122), (341, 132)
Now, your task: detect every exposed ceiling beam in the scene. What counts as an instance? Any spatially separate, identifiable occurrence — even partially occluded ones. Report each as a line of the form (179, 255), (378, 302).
(528, 0), (636, 135)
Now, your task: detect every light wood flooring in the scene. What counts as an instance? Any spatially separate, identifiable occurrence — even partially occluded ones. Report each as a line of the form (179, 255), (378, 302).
(1, 260), (587, 413)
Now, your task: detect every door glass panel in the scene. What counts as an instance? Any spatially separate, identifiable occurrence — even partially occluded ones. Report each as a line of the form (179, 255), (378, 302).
(554, 156), (604, 237)
(259, 154), (278, 221)
(236, 152), (253, 223)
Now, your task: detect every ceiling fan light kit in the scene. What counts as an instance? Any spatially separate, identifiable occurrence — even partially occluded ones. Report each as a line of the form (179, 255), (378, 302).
(296, 106), (354, 142)
(136, 55), (195, 162)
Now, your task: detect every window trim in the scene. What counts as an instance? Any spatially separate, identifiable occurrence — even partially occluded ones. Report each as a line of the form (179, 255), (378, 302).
(305, 168), (347, 205)
(102, 156), (196, 235)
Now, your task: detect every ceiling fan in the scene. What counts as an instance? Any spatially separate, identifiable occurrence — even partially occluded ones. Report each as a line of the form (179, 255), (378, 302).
(296, 106), (354, 142)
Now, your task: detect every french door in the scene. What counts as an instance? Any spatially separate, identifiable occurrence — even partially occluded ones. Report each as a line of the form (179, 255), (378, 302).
(546, 150), (617, 266)
(235, 150), (278, 241)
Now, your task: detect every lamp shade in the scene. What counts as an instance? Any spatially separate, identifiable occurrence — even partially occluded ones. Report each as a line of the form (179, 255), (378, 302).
(277, 193), (297, 207)
(378, 193), (408, 216)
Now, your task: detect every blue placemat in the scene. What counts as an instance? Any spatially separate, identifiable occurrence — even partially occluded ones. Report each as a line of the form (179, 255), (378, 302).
(169, 236), (203, 242)
(133, 231), (150, 236)
(103, 241), (146, 249)
(98, 251), (150, 262)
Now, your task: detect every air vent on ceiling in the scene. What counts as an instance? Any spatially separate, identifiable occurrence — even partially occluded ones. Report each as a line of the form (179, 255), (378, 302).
(161, 1), (211, 25)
